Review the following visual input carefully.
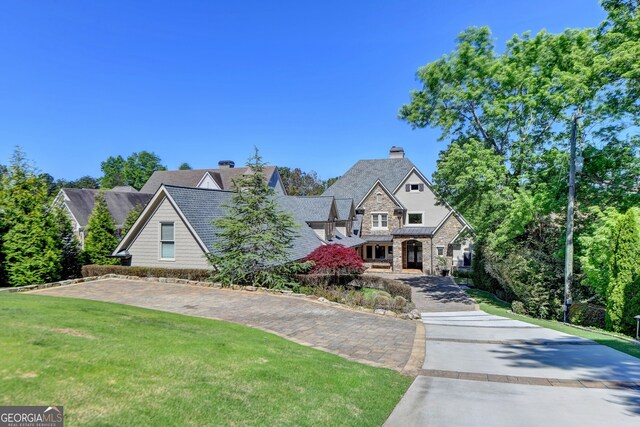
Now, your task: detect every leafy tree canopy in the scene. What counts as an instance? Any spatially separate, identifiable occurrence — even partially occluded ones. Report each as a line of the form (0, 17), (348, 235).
(279, 167), (326, 196)
(178, 162), (192, 170)
(100, 151), (166, 190)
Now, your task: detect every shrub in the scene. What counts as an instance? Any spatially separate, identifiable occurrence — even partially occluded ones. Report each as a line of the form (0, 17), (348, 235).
(570, 303), (606, 329)
(374, 295), (391, 309)
(392, 296), (407, 311)
(81, 265), (212, 281)
(304, 244), (365, 275)
(351, 276), (412, 301)
(511, 300), (527, 315)
(453, 270), (473, 279)
(294, 273), (356, 287)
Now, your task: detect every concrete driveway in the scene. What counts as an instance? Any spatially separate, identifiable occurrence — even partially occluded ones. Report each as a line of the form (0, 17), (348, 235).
(387, 280), (640, 426)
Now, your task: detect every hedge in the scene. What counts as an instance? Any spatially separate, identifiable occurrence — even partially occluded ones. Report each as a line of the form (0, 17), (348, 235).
(81, 265), (212, 281)
(569, 302), (606, 329)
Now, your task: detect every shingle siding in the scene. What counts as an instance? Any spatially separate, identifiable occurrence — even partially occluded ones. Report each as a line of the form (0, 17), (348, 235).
(128, 197), (211, 269)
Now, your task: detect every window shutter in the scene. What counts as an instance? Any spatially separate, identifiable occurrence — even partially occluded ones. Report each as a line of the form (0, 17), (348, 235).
(405, 184), (410, 192)
(419, 183), (424, 192)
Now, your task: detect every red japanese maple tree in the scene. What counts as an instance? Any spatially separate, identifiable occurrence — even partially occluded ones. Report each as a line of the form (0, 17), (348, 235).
(304, 244), (365, 275)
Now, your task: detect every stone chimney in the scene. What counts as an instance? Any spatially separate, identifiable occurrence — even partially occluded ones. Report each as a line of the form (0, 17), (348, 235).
(218, 160), (235, 169)
(389, 146), (405, 159)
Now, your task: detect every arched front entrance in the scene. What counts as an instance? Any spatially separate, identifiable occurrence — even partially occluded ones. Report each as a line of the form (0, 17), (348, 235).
(405, 240), (423, 270)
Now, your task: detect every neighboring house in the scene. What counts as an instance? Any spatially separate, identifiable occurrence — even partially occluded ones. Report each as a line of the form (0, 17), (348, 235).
(112, 185), (364, 269)
(54, 188), (153, 248)
(139, 160), (286, 194)
(324, 146), (473, 274)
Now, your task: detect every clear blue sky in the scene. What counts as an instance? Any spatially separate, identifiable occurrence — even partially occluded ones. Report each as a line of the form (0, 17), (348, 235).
(0, 0), (606, 182)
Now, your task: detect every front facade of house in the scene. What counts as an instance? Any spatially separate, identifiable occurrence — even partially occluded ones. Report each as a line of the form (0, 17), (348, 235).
(113, 185), (364, 268)
(324, 147), (472, 274)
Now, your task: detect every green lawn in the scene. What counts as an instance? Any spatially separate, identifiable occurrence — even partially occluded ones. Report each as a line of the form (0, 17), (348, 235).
(0, 294), (412, 426)
(466, 288), (640, 360)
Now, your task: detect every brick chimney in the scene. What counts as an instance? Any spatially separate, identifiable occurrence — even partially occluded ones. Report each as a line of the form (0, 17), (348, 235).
(389, 146), (405, 159)
(218, 160), (235, 169)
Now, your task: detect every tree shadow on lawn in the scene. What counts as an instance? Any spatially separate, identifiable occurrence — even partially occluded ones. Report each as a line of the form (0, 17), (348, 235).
(490, 338), (640, 415)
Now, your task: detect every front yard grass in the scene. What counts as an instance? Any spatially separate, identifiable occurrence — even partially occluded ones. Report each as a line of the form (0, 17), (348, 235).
(0, 294), (412, 426)
(466, 288), (640, 360)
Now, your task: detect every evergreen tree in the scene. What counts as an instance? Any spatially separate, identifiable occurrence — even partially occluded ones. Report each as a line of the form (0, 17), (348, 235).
(208, 148), (299, 287)
(0, 148), (62, 286)
(121, 204), (144, 237)
(84, 192), (119, 265)
(178, 162), (192, 170)
(55, 208), (83, 279)
(605, 207), (640, 334)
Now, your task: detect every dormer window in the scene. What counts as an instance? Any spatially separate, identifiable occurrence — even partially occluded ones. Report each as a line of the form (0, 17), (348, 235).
(405, 183), (424, 192)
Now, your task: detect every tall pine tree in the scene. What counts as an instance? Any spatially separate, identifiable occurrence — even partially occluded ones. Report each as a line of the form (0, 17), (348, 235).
(0, 148), (62, 286)
(55, 207), (84, 279)
(84, 192), (119, 265)
(208, 148), (299, 287)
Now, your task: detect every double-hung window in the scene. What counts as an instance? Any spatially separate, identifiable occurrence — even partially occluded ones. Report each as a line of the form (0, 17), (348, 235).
(371, 213), (388, 229)
(407, 212), (423, 225)
(160, 223), (175, 260)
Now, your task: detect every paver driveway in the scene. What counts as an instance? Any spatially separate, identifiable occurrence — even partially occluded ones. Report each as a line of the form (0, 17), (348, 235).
(386, 279), (640, 426)
(32, 279), (417, 371)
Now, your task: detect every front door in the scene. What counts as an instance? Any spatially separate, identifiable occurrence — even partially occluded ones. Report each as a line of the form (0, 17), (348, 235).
(406, 240), (423, 269)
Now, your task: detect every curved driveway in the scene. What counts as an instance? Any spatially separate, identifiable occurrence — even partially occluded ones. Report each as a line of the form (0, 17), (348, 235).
(32, 279), (417, 372)
(387, 278), (640, 426)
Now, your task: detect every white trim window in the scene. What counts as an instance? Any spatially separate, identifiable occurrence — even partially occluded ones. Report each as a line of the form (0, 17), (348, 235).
(371, 212), (388, 230)
(436, 246), (444, 257)
(160, 222), (175, 260)
(407, 212), (424, 226)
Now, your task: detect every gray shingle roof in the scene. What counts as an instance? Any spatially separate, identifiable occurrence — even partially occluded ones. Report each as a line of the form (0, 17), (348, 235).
(331, 231), (365, 247)
(163, 186), (323, 261)
(323, 158), (415, 205)
(360, 234), (394, 242)
(391, 227), (436, 236)
(140, 167), (278, 194)
(334, 198), (354, 221)
(276, 196), (335, 223)
(62, 188), (153, 228)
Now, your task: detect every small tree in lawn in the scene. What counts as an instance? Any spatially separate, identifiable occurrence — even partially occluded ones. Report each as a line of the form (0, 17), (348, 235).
(305, 244), (365, 275)
(208, 148), (299, 287)
(84, 192), (119, 265)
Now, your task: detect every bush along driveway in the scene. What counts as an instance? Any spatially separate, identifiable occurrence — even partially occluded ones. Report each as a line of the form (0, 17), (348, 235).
(386, 277), (640, 426)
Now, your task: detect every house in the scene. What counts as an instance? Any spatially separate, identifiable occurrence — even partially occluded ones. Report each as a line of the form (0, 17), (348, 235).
(112, 185), (364, 268)
(139, 160), (286, 194)
(54, 188), (153, 248)
(323, 146), (472, 274)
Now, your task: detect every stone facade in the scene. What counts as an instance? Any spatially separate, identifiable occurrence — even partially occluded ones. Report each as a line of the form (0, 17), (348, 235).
(430, 213), (466, 273)
(359, 183), (402, 236)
